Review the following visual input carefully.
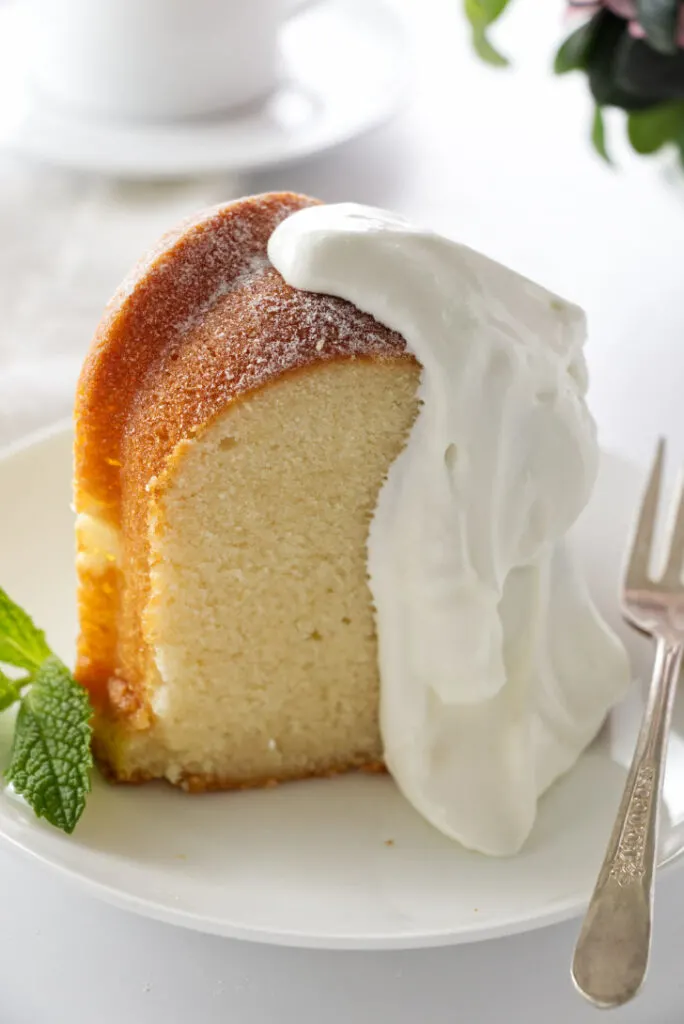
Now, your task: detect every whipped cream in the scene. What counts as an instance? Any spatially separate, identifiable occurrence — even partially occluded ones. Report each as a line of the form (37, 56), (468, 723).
(268, 204), (629, 856)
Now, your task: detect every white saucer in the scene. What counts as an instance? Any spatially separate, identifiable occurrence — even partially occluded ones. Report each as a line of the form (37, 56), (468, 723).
(0, 1), (406, 178)
(0, 424), (683, 950)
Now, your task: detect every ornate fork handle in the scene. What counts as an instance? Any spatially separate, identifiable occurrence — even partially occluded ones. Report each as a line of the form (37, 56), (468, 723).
(572, 637), (684, 1009)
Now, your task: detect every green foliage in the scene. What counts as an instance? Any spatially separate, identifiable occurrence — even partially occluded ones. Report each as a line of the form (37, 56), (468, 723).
(636, 0), (680, 55)
(627, 100), (684, 150)
(464, 0), (512, 67)
(592, 105), (612, 161)
(555, 18), (599, 74)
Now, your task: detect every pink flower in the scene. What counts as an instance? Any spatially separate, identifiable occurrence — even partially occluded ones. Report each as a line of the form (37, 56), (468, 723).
(568, 0), (684, 46)
(604, 0), (639, 19)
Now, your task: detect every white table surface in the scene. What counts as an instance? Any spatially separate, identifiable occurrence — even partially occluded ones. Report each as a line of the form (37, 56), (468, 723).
(2, 0), (684, 1021)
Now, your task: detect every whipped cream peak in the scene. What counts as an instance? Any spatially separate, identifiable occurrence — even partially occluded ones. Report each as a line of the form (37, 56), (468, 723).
(268, 203), (629, 856)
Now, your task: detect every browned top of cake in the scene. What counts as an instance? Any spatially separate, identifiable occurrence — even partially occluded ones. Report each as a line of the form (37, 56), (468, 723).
(75, 191), (412, 519)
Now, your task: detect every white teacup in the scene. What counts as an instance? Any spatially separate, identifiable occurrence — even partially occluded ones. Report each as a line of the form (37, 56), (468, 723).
(23, 0), (314, 122)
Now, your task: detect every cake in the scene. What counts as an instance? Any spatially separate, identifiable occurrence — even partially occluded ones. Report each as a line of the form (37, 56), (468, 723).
(75, 192), (419, 792)
(74, 191), (629, 855)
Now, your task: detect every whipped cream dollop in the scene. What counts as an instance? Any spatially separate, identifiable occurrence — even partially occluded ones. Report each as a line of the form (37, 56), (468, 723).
(268, 204), (629, 856)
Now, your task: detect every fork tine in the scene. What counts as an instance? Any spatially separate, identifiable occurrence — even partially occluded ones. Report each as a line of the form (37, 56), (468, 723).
(661, 467), (684, 586)
(624, 438), (666, 589)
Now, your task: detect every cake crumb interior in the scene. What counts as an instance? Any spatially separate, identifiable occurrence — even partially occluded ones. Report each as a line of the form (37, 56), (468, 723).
(136, 359), (420, 786)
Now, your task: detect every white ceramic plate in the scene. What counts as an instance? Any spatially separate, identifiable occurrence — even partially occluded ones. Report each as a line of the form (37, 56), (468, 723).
(0, 0), (405, 178)
(0, 424), (683, 950)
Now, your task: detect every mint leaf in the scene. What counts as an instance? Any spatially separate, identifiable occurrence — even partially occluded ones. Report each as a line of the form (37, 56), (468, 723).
(627, 101), (684, 153)
(592, 105), (612, 163)
(0, 586), (51, 672)
(465, 0), (511, 66)
(0, 668), (26, 713)
(0, 588), (95, 833)
(7, 656), (92, 834)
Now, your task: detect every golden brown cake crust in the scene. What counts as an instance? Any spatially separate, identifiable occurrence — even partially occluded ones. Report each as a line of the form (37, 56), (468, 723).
(75, 192), (408, 515)
(74, 191), (415, 783)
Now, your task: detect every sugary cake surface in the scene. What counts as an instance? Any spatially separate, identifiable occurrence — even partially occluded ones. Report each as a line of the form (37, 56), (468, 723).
(74, 192), (420, 787)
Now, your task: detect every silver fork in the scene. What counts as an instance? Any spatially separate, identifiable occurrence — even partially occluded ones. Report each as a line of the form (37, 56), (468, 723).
(572, 439), (684, 1009)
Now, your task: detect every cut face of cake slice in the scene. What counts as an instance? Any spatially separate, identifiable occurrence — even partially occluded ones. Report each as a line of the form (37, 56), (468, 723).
(75, 191), (629, 855)
(143, 359), (420, 788)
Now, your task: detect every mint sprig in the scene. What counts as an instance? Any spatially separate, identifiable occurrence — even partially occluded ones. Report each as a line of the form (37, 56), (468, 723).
(0, 587), (93, 834)
(0, 668), (26, 713)
(0, 589), (51, 672)
(6, 657), (92, 834)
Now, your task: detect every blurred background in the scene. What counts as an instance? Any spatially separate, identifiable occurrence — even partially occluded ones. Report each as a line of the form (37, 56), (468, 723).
(0, 0), (681, 466)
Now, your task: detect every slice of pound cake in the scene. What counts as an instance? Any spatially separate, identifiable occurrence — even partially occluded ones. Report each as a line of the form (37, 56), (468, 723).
(74, 191), (629, 855)
(75, 193), (419, 792)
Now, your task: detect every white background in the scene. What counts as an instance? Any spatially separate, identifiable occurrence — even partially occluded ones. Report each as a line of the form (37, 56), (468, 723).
(1, 0), (684, 1020)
